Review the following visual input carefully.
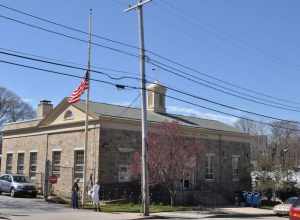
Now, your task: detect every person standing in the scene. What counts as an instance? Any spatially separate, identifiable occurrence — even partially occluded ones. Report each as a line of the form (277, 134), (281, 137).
(91, 180), (101, 212)
(72, 179), (80, 209)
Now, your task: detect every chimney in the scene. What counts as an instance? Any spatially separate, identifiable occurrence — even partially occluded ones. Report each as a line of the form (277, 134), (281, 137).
(147, 81), (166, 114)
(37, 100), (53, 118)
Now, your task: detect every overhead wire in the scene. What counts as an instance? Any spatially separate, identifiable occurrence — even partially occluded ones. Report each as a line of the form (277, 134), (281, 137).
(0, 46), (139, 77)
(0, 3), (299, 107)
(115, 93), (140, 118)
(2, 11), (300, 113)
(149, 59), (300, 113)
(156, 0), (300, 94)
(2, 49), (300, 124)
(0, 50), (140, 81)
(0, 14), (139, 59)
(1, 58), (300, 132)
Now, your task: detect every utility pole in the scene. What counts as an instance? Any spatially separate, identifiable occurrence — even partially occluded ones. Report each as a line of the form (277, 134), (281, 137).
(124, 0), (152, 216)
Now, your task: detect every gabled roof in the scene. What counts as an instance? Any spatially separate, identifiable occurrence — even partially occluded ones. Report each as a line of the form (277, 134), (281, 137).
(73, 100), (241, 133)
(2, 98), (241, 133)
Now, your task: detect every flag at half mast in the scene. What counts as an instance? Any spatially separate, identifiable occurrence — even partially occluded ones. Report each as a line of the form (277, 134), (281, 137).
(68, 71), (89, 104)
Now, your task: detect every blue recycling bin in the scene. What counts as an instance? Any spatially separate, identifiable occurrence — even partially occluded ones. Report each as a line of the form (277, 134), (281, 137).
(252, 192), (261, 207)
(246, 192), (253, 206)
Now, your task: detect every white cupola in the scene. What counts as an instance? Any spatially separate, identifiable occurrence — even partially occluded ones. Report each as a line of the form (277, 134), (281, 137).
(146, 81), (166, 114)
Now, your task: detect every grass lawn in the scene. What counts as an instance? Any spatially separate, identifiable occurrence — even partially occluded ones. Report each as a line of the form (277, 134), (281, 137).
(260, 206), (274, 210)
(85, 203), (193, 213)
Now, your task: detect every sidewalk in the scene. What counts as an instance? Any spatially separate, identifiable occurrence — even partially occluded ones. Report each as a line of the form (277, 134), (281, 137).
(216, 207), (275, 217)
(9, 210), (142, 220)
(151, 207), (276, 219)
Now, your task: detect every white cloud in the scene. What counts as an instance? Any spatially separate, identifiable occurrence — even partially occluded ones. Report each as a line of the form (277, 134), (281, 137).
(22, 98), (34, 104)
(167, 106), (238, 125)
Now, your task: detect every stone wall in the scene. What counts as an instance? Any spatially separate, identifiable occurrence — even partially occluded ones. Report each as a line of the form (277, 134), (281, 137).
(1, 123), (251, 205)
(1, 134), (47, 190)
(47, 127), (100, 198)
(100, 128), (251, 204)
(1, 126), (100, 198)
(99, 128), (141, 184)
(99, 127), (251, 205)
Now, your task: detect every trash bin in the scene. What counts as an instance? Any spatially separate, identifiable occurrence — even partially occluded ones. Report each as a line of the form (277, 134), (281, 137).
(246, 192), (253, 206)
(252, 192), (261, 207)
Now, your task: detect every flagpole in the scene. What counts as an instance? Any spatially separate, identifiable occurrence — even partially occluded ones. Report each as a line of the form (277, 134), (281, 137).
(82, 8), (92, 207)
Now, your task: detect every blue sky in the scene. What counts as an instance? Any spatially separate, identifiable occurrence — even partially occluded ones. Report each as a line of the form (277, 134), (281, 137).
(1, 0), (300, 125)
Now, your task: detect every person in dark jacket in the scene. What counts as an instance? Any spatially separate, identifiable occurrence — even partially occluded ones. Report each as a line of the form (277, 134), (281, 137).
(71, 179), (80, 209)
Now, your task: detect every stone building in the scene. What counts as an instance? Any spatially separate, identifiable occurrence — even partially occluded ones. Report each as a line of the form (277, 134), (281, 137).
(1, 83), (252, 205)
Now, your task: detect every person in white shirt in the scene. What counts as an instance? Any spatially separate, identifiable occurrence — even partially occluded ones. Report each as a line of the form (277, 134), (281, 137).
(91, 180), (101, 212)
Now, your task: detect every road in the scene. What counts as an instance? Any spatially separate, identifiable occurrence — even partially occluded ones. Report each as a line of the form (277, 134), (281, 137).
(0, 194), (289, 220)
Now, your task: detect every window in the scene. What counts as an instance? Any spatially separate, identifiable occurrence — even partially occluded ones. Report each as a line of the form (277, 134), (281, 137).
(180, 179), (191, 190)
(52, 151), (61, 177)
(158, 94), (164, 107)
(6, 153), (13, 174)
(29, 152), (38, 178)
(2, 175), (11, 182)
(74, 150), (84, 179)
(64, 110), (74, 120)
(147, 92), (153, 107)
(119, 152), (131, 164)
(118, 165), (131, 182)
(17, 153), (25, 174)
(232, 155), (240, 181)
(205, 153), (215, 180)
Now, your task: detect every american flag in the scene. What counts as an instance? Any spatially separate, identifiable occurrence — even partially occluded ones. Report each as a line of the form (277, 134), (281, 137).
(68, 71), (89, 104)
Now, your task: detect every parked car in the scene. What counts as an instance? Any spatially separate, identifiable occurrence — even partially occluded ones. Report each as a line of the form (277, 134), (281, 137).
(0, 174), (37, 197)
(290, 197), (300, 220)
(273, 196), (298, 216)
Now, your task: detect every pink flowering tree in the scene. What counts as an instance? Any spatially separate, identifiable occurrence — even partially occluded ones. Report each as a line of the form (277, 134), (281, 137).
(132, 121), (201, 206)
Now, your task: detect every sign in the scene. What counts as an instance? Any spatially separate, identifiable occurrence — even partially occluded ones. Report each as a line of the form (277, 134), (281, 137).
(48, 176), (58, 184)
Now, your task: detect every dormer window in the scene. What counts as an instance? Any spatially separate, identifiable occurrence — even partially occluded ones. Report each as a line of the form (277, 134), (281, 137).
(64, 110), (74, 120)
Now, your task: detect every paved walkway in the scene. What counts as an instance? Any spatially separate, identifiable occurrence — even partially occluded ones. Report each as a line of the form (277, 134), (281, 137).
(0, 195), (277, 220)
(9, 211), (141, 220)
(217, 207), (275, 216)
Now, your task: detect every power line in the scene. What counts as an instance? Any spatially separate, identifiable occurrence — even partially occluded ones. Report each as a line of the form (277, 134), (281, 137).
(1, 49), (300, 124)
(1, 58), (300, 132)
(0, 24), (299, 112)
(0, 46), (139, 77)
(0, 14), (139, 59)
(147, 52), (300, 106)
(0, 3), (140, 51)
(1, 3), (299, 107)
(149, 57), (300, 110)
(156, 0), (300, 90)
(149, 59), (300, 113)
(0, 50), (140, 81)
(115, 93), (140, 118)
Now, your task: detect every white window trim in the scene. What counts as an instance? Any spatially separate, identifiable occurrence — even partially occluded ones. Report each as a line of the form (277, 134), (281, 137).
(232, 155), (240, 182)
(52, 149), (62, 152)
(17, 152), (25, 175)
(205, 153), (216, 181)
(118, 164), (131, 183)
(74, 150), (85, 181)
(152, 92), (155, 107)
(118, 148), (134, 153)
(52, 151), (62, 178)
(29, 151), (38, 179)
(17, 151), (25, 153)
